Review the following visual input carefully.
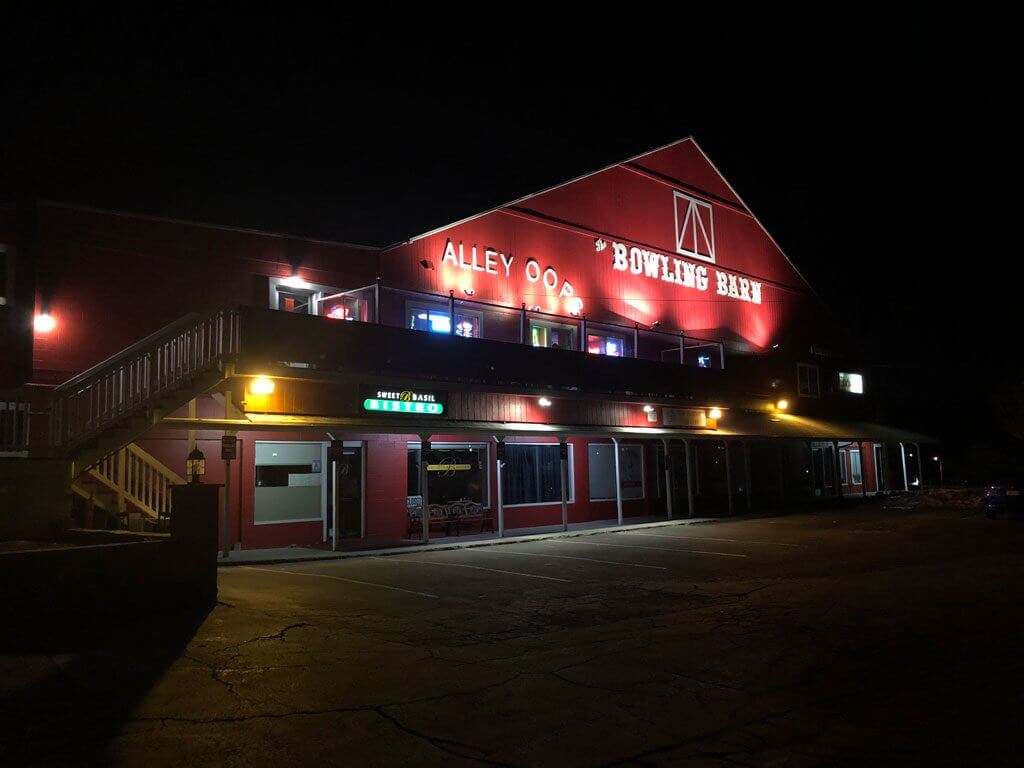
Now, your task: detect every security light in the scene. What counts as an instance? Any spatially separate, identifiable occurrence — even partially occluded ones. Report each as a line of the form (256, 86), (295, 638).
(250, 376), (275, 395)
(643, 405), (655, 413)
(34, 313), (56, 333)
(281, 274), (309, 290)
(776, 399), (789, 411)
(538, 397), (553, 407)
(708, 407), (723, 420)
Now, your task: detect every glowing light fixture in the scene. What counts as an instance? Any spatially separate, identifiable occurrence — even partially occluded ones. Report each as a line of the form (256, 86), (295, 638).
(186, 448), (206, 483)
(538, 397), (553, 407)
(642, 405), (655, 413)
(281, 273), (309, 290)
(34, 313), (56, 333)
(708, 407), (723, 420)
(250, 376), (275, 395)
(775, 399), (789, 411)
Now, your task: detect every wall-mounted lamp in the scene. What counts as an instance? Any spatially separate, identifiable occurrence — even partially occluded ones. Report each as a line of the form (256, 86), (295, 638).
(419, 259), (435, 270)
(463, 287), (475, 296)
(642, 405), (655, 413)
(186, 448), (206, 484)
(708, 407), (723, 420)
(34, 312), (56, 333)
(538, 397), (553, 408)
(250, 376), (275, 395)
(775, 399), (789, 411)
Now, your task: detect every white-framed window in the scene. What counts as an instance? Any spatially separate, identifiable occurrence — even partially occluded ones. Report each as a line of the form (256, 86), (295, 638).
(503, 442), (574, 506)
(406, 300), (483, 338)
(586, 331), (625, 357)
(529, 318), (577, 350)
(268, 276), (341, 316)
(406, 441), (490, 507)
(254, 441), (326, 525)
(797, 363), (821, 398)
(850, 449), (863, 485)
(588, 443), (645, 501)
(838, 372), (864, 394)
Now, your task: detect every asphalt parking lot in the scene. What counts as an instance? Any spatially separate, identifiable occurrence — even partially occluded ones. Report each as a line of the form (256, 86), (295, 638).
(5, 502), (1024, 766)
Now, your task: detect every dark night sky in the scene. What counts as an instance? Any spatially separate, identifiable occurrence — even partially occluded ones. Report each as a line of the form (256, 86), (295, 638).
(4, 8), (1022, 424)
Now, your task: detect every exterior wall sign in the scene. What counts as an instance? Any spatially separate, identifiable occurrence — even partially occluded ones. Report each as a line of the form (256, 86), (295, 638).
(607, 239), (762, 305)
(441, 239), (581, 314)
(363, 388), (447, 415)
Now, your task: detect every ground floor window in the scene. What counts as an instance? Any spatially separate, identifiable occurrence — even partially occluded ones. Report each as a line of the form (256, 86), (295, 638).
(504, 443), (573, 505)
(588, 443), (645, 500)
(254, 441), (324, 524)
(850, 449), (863, 485)
(407, 443), (489, 506)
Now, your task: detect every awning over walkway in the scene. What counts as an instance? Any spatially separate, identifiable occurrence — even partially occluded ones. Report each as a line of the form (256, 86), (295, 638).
(161, 411), (932, 444)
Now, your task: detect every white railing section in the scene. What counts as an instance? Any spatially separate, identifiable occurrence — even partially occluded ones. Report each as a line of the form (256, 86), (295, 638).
(88, 443), (186, 521)
(50, 308), (241, 450)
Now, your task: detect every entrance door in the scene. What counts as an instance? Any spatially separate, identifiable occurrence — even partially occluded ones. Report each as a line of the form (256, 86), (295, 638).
(811, 445), (835, 497)
(334, 446), (363, 539)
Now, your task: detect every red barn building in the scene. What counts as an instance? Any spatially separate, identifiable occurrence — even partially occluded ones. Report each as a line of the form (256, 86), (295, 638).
(0, 138), (930, 548)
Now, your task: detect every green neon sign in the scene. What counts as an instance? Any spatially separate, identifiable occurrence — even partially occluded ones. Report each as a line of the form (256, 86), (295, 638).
(363, 398), (444, 415)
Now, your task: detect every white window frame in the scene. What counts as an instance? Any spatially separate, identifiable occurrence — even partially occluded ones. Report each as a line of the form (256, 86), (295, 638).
(253, 440), (328, 526)
(587, 442), (646, 501)
(797, 363), (821, 398)
(268, 276), (340, 316)
(503, 441), (575, 508)
(850, 449), (863, 485)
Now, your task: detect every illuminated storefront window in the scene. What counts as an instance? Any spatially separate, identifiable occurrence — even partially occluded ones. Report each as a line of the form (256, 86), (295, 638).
(407, 302), (481, 337)
(587, 333), (624, 357)
(530, 319), (577, 350)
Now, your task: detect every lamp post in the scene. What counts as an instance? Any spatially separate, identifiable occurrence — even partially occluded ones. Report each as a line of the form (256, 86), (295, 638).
(933, 455), (944, 485)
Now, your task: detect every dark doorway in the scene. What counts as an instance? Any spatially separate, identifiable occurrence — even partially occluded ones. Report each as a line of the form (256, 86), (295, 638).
(334, 446), (363, 539)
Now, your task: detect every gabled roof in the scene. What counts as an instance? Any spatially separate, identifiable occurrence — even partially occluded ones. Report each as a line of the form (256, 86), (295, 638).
(389, 136), (816, 296)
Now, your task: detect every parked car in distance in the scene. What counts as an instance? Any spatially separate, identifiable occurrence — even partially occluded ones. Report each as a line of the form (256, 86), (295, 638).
(983, 479), (1022, 518)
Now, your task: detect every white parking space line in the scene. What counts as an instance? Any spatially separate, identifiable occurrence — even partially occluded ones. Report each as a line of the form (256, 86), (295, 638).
(465, 547), (668, 570)
(556, 539), (747, 558)
(382, 557), (572, 582)
(621, 532), (801, 548)
(239, 566), (440, 599)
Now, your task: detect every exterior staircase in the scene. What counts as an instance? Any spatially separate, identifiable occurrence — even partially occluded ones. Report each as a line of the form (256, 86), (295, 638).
(72, 443), (186, 531)
(1, 308), (240, 536)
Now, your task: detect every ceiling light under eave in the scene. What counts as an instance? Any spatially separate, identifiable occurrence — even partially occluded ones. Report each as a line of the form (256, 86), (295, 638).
(708, 407), (723, 420)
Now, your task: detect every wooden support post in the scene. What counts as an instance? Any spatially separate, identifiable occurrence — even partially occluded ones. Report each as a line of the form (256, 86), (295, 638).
(683, 439), (695, 518)
(612, 437), (624, 525)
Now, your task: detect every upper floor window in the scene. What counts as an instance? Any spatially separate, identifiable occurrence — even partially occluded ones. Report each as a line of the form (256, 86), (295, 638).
(838, 372), (864, 394)
(530, 318), (577, 350)
(587, 331), (625, 357)
(797, 363), (820, 397)
(268, 276), (341, 316)
(407, 300), (482, 338)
